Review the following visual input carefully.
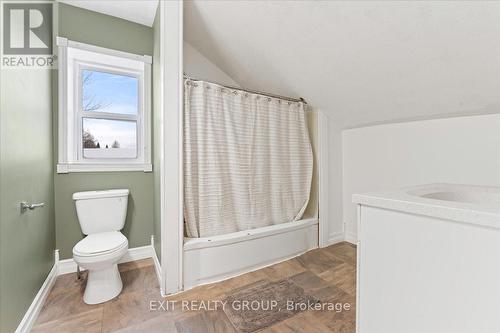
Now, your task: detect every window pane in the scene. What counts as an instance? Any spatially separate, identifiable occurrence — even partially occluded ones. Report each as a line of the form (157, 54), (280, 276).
(82, 118), (137, 159)
(81, 69), (138, 115)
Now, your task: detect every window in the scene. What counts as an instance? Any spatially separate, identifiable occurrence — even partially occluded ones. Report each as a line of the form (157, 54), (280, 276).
(56, 37), (152, 173)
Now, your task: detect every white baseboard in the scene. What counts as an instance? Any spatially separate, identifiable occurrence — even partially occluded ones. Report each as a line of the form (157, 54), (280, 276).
(120, 245), (153, 263)
(57, 245), (154, 275)
(344, 231), (357, 244)
(15, 251), (59, 333)
(326, 232), (345, 246)
(16, 244), (157, 332)
(151, 235), (164, 296)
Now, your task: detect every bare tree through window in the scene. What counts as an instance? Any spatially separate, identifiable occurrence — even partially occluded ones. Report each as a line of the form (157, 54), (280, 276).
(82, 71), (111, 112)
(83, 129), (99, 148)
(82, 70), (112, 149)
(80, 70), (138, 158)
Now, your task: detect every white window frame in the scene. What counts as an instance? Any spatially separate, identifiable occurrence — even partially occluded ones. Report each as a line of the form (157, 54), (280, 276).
(56, 37), (152, 173)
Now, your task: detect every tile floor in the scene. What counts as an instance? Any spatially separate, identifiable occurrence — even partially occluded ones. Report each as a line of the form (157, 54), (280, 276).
(32, 242), (356, 333)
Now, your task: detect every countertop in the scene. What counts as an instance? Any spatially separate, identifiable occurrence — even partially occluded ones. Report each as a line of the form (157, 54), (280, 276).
(352, 183), (500, 229)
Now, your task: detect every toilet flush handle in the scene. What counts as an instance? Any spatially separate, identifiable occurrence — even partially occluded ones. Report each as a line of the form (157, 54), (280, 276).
(20, 202), (45, 213)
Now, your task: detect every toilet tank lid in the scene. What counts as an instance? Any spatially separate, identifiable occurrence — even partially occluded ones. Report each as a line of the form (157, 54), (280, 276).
(72, 189), (129, 200)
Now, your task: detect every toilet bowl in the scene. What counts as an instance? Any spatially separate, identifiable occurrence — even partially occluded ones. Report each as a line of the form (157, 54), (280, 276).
(72, 189), (129, 304)
(73, 231), (128, 304)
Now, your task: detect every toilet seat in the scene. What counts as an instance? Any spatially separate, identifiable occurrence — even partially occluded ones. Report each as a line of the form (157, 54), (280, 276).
(73, 231), (128, 257)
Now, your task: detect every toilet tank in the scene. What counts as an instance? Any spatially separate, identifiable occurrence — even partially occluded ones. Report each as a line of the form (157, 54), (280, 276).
(72, 189), (129, 235)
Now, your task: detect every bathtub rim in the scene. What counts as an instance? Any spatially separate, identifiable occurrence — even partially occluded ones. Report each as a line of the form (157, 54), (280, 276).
(184, 217), (318, 251)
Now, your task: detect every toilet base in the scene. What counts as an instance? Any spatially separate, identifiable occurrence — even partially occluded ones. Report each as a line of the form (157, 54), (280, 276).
(84, 264), (123, 304)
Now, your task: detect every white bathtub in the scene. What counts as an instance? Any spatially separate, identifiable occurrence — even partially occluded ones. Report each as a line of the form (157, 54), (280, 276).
(353, 183), (500, 333)
(183, 217), (318, 289)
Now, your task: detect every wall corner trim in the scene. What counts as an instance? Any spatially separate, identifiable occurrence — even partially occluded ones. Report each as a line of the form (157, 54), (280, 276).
(160, 0), (184, 295)
(318, 110), (331, 247)
(14, 251), (58, 333)
(151, 235), (164, 297)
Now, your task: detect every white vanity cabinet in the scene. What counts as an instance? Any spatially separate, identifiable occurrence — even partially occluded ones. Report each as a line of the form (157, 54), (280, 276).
(354, 184), (500, 333)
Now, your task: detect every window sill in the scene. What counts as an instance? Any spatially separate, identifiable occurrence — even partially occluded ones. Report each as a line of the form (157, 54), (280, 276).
(57, 163), (152, 173)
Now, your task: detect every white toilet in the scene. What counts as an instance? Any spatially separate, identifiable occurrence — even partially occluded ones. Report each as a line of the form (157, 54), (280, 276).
(72, 189), (129, 304)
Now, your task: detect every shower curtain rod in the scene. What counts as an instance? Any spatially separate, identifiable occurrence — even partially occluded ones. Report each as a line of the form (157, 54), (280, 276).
(183, 74), (307, 104)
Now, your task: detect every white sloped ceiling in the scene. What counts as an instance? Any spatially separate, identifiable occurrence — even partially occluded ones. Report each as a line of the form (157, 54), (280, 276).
(184, 1), (500, 128)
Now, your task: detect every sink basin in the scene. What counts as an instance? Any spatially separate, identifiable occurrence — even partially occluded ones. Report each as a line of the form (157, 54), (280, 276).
(353, 184), (500, 230)
(407, 186), (500, 207)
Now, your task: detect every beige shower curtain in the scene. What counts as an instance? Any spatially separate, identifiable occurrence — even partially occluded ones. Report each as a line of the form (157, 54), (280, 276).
(184, 80), (313, 238)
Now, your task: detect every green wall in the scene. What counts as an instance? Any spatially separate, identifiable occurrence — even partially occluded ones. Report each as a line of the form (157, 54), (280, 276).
(152, 6), (162, 260)
(57, 3), (153, 55)
(0, 4), (156, 330)
(0, 69), (55, 331)
(54, 3), (154, 259)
